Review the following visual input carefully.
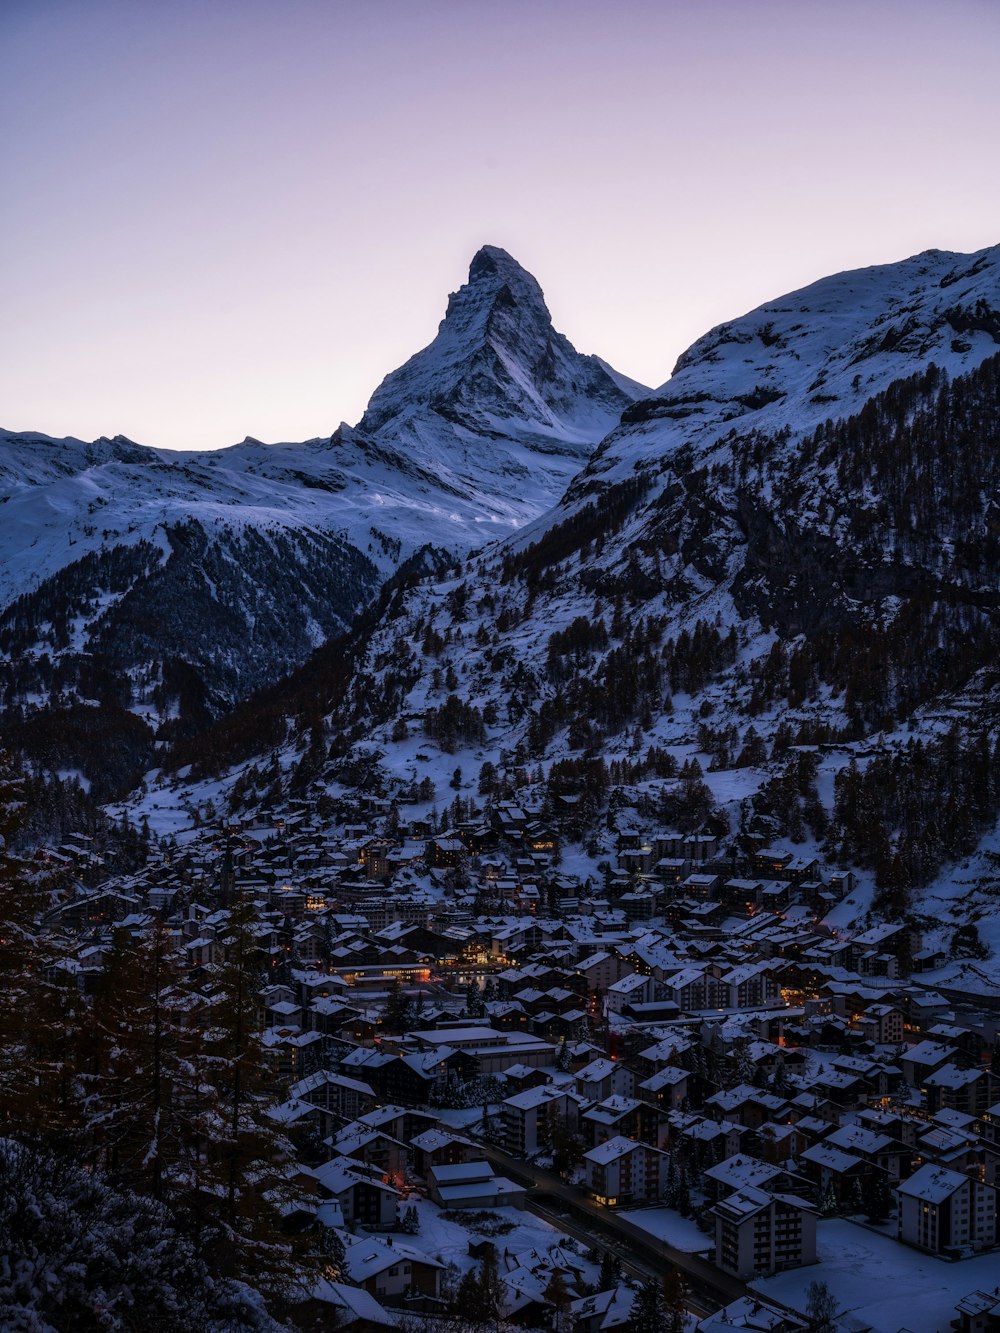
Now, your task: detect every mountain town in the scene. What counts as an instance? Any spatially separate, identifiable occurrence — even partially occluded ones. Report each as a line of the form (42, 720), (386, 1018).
(4, 199), (1000, 1333)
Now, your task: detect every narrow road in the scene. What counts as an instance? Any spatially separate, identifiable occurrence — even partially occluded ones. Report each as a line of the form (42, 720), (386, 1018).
(525, 1196), (720, 1319)
(480, 1140), (759, 1318)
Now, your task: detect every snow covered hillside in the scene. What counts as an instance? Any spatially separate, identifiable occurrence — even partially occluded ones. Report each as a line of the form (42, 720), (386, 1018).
(0, 247), (645, 790)
(0, 245), (644, 613)
(154, 241), (1000, 976)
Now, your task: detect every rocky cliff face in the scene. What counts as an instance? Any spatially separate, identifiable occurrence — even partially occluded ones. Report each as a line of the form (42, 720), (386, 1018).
(333, 244), (648, 535)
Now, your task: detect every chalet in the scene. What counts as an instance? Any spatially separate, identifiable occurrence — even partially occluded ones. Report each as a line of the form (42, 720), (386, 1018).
(754, 847), (794, 878)
(570, 1288), (635, 1333)
(342, 1234), (443, 1301)
(311, 1156), (399, 1230)
(856, 1002), (904, 1046)
(408, 1128), (480, 1178)
(575, 951), (635, 994)
(638, 1064), (689, 1111)
(703, 1154), (782, 1204)
(705, 1086), (788, 1131)
(329, 1124), (409, 1185)
(720, 962), (779, 1009)
(679, 1117), (748, 1163)
(901, 1039), (958, 1088)
(605, 971), (656, 1014)
(799, 1141), (870, 1205)
(924, 1065), (998, 1118)
(681, 873), (721, 902)
(305, 1281), (396, 1330)
(581, 1094), (668, 1150)
(575, 1056), (635, 1103)
(502, 1086), (584, 1156)
(824, 1123), (909, 1182)
(954, 1287), (1000, 1333)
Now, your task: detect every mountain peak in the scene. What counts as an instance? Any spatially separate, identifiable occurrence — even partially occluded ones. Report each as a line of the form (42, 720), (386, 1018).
(468, 244), (536, 287)
(438, 244), (547, 333)
(351, 241), (646, 499)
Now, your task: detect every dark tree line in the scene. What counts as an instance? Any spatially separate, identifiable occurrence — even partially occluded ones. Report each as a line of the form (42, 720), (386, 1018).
(829, 727), (1000, 912)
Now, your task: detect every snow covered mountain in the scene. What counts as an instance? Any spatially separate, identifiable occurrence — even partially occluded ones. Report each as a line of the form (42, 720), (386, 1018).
(0, 246), (645, 792)
(165, 241), (1000, 975)
(581, 243), (1000, 485)
(345, 243), (646, 506)
(0, 246), (643, 611)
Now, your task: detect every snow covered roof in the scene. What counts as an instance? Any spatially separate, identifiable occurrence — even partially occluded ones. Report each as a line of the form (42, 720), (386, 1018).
(705, 1155), (779, 1190)
(584, 1135), (645, 1165)
(897, 1163), (970, 1203)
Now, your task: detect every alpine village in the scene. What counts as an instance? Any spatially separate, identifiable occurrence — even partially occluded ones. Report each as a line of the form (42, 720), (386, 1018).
(4, 241), (1000, 1333)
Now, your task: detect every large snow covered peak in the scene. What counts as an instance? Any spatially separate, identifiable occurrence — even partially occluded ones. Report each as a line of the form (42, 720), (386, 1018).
(356, 243), (646, 450)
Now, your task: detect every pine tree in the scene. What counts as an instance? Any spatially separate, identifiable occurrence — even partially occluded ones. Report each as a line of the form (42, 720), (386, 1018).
(0, 752), (73, 1147)
(544, 1270), (572, 1332)
(676, 1164), (692, 1217)
(631, 1278), (667, 1333)
(862, 1168), (891, 1223)
(477, 1247), (506, 1327)
(195, 897), (305, 1297)
(80, 919), (189, 1198)
(662, 1268), (688, 1333)
(598, 1249), (622, 1290)
(454, 1267), (482, 1322)
(309, 1222), (346, 1282)
(663, 1151), (678, 1208)
(465, 979), (485, 1018)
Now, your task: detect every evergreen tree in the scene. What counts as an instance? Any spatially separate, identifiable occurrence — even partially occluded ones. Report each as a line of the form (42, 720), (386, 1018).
(454, 1267), (482, 1323)
(544, 1270), (572, 1332)
(80, 919), (189, 1199)
(0, 752), (73, 1147)
(662, 1268), (688, 1333)
(631, 1278), (667, 1333)
(862, 1168), (891, 1223)
(473, 1247), (506, 1328)
(465, 978), (485, 1018)
(196, 897), (306, 1297)
(663, 1151), (678, 1208)
(598, 1250), (622, 1290)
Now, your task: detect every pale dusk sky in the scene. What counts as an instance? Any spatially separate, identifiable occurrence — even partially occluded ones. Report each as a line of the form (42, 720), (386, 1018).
(2, 0), (998, 449)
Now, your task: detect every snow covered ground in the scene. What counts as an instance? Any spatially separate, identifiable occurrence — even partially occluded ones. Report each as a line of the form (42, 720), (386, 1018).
(752, 1218), (1000, 1333)
(618, 1206), (712, 1254)
(404, 1197), (600, 1286)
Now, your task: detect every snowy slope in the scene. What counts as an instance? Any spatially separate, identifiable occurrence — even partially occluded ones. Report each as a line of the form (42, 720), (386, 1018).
(0, 247), (645, 750)
(0, 246), (644, 611)
(579, 242), (1000, 491)
(164, 239), (1000, 972)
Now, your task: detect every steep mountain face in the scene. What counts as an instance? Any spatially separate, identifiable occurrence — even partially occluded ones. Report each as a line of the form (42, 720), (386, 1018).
(331, 244), (647, 539)
(171, 243), (1000, 969)
(0, 247), (644, 793)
